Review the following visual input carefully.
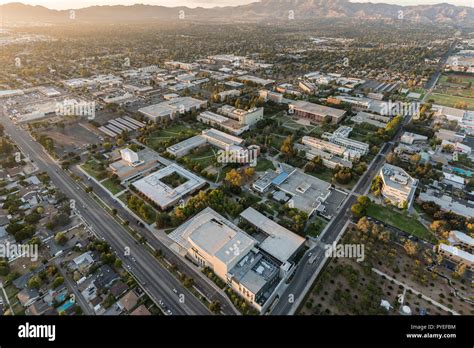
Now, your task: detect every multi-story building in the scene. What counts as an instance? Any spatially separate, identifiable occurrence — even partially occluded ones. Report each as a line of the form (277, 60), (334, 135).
(259, 90), (284, 104)
(379, 164), (418, 209)
(323, 133), (369, 157)
(289, 101), (346, 124)
(400, 132), (428, 145)
(302, 136), (361, 161)
(217, 105), (264, 126)
(436, 244), (473, 272)
(201, 128), (244, 150)
(197, 111), (249, 135)
(166, 135), (207, 158)
(168, 207), (305, 312)
(138, 97), (207, 122)
(448, 230), (474, 253)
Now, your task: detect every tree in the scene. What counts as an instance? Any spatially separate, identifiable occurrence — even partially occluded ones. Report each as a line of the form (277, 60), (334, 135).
(333, 167), (352, 185)
(356, 217), (372, 234)
(454, 263), (466, 278)
(114, 258), (122, 268)
(225, 169), (243, 187)
(243, 167), (255, 180)
(183, 277), (194, 288)
(0, 259), (10, 276)
(209, 300), (221, 314)
(410, 154), (421, 165)
(55, 232), (68, 246)
(280, 135), (294, 158)
(430, 220), (449, 236)
(28, 275), (41, 289)
(52, 276), (64, 288)
(351, 203), (365, 218)
(403, 240), (417, 256)
(357, 196), (370, 209)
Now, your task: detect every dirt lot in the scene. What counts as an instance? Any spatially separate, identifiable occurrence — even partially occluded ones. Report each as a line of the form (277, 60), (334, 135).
(39, 121), (102, 156)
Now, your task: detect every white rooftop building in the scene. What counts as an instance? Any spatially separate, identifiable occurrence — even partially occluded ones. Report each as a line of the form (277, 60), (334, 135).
(138, 97), (207, 122)
(240, 207), (305, 264)
(132, 164), (206, 209)
(379, 164), (418, 209)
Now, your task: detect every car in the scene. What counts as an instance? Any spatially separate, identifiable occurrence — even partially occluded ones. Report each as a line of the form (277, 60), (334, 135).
(172, 288), (178, 294)
(166, 309), (173, 315)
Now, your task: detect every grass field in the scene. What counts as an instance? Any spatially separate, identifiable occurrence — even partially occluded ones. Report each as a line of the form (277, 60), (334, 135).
(146, 124), (196, 149)
(81, 160), (105, 180)
(186, 147), (217, 168)
(102, 178), (124, 195)
(429, 73), (474, 110)
(254, 158), (275, 172)
(269, 134), (285, 150)
(427, 93), (474, 110)
(366, 203), (436, 243)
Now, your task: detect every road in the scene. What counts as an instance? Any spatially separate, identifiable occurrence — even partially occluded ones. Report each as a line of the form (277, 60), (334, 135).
(0, 114), (210, 315)
(423, 41), (456, 100)
(270, 142), (391, 315)
(71, 165), (238, 315)
(53, 259), (95, 315)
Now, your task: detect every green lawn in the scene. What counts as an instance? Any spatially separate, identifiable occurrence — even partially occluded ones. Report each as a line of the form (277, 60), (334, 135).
(81, 160), (105, 180)
(186, 147), (217, 168)
(426, 93), (474, 110)
(102, 178), (124, 195)
(306, 217), (328, 238)
(307, 169), (334, 184)
(146, 125), (196, 149)
(269, 135), (285, 150)
(366, 203), (436, 243)
(254, 158), (275, 172)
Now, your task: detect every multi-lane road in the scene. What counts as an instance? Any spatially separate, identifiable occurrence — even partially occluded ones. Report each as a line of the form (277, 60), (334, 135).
(0, 114), (211, 315)
(270, 142), (392, 315)
(70, 164), (238, 315)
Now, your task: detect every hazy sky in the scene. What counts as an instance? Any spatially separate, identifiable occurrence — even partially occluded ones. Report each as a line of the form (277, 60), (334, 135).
(0, 0), (472, 10)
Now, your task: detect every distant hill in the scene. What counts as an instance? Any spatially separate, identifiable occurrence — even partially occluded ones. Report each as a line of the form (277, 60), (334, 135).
(0, 1), (472, 24)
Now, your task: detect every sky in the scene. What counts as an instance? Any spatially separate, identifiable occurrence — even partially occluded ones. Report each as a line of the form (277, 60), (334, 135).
(0, 0), (472, 10)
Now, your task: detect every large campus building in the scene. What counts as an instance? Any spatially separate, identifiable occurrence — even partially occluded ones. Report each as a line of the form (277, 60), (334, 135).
(289, 101), (346, 124)
(168, 207), (305, 312)
(253, 164), (333, 216)
(131, 163), (206, 210)
(138, 97), (207, 122)
(197, 111), (249, 135)
(379, 164), (418, 209)
(217, 105), (264, 126)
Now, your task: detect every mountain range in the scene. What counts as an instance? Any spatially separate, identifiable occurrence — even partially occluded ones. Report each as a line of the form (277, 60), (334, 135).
(0, 0), (472, 24)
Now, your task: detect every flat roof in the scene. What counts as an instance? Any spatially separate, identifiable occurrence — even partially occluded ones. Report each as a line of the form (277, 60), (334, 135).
(131, 163), (205, 208)
(380, 163), (417, 192)
(439, 243), (474, 263)
(451, 230), (474, 247)
(291, 101), (346, 119)
(139, 97), (205, 118)
(169, 207), (256, 267)
(167, 135), (207, 153)
(276, 166), (332, 215)
(240, 207), (305, 263)
(202, 128), (244, 146)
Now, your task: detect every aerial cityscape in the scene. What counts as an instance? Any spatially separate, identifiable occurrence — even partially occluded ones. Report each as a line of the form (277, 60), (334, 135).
(0, 0), (473, 345)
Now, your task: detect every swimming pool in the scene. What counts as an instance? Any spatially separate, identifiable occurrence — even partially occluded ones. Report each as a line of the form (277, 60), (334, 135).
(57, 300), (74, 312)
(452, 167), (472, 177)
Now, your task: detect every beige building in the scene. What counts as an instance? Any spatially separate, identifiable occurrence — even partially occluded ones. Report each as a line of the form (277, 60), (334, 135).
(289, 101), (346, 124)
(379, 164), (418, 209)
